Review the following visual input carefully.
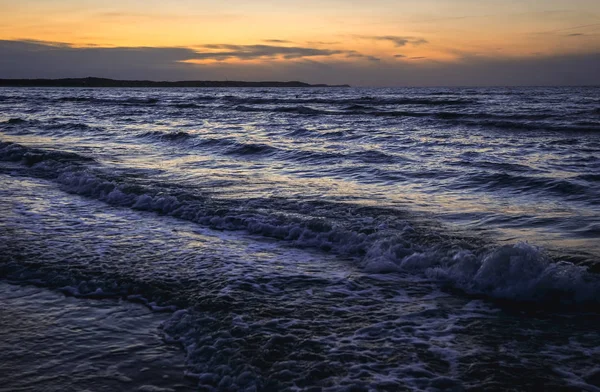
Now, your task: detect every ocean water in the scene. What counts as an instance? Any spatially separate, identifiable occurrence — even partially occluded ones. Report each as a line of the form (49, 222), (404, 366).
(0, 86), (599, 391)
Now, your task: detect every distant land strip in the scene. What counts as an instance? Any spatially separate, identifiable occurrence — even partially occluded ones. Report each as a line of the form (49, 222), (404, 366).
(0, 77), (350, 88)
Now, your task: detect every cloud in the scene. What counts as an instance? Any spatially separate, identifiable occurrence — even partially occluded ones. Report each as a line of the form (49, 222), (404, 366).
(553, 23), (600, 33)
(393, 54), (406, 58)
(14, 39), (73, 48)
(567, 33), (585, 37)
(360, 36), (428, 47)
(0, 40), (365, 74)
(177, 53), (600, 87)
(193, 44), (350, 61)
(534, 22), (600, 36)
(345, 52), (381, 62)
(263, 39), (293, 44)
(0, 39), (200, 80)
(0, 40), (599, 86)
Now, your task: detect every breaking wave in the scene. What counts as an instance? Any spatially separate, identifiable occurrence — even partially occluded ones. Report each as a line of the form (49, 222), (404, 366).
(1, 140), (599, 305)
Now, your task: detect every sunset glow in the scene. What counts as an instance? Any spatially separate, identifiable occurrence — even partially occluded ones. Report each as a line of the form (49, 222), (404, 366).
(1, 0), (599, 85)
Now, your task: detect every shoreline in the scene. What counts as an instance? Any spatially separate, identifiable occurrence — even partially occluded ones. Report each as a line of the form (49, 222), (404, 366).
(0, 77), (350, 88)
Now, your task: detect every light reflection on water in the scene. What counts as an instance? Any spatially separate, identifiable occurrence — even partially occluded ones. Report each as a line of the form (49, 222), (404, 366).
(1, 87), (600, 390)
(1, 87), (599, 259)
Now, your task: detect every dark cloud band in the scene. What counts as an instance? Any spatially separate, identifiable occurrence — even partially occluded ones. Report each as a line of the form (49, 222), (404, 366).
(0, 39), (598, 86)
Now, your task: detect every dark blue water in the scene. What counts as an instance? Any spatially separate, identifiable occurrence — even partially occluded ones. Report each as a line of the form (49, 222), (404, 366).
(1, 87), (599, 391)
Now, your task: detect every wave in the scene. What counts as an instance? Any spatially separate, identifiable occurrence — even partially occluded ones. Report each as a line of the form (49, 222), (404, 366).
(285, 128), (313, 137)
(282, 128), (357, 139)
(226, 105), (580, 129)
(547, 138), (580, 146)
(225, 95), (477, 107)
(194, 137), (401, 165)
(225, 142), (277, 156)
(464, 119), (600, 133)
(235, 105), (326, 115)
(449, 160), (535, 173)
(455, 171), (592, 200)
(133, 133), (305, 160)
(2, 119), (105, 136)
(232, 105), (442, 118)
(366, 241), (600, 303)
(578, 174), (600, 182)
(273, 106), (325, 115)
(25, 94), (478, 109)
(193, 94), (222, 102)
(0, 141), (96, 167)
(231, 105), (475, 119)
(173, 103), (201, 109)
(320, 130), (351, 138)
(343, 104), (373, 111)
(57, 96), (160, 106)
(433, 111), (555, 121)
(125, 97), (159, 105)
(2, 118), (28, 125)
(1, 140), (599, 305)
(16, 94), (598, 135)
(139, 130), (195, 142)
(58, 96), (94, 102)
(348, 149), (395, 163)
(42, 122), (97, 132)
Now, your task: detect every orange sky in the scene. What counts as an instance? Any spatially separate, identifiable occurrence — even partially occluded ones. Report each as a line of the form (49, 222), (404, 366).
(1, 0), (599, 62)
(1, 1), (599, 85)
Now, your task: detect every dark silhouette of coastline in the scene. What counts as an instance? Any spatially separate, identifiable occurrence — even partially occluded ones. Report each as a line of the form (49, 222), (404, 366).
(0, 77), (350, 88)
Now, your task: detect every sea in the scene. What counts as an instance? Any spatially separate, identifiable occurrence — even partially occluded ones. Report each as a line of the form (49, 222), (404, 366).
(0, 86), (599, 391)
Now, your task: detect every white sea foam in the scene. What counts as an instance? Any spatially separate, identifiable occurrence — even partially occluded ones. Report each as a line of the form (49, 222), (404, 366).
(2, 172), (599, 391)
(1, 140), (598, 304)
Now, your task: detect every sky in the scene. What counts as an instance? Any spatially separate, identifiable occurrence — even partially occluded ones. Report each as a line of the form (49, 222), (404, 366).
(0, 0), (599, 86)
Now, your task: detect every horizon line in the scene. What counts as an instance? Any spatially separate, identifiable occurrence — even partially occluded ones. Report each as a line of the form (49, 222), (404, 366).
(1, 77), (599, 89)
